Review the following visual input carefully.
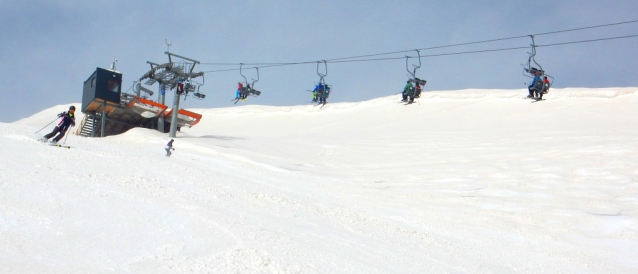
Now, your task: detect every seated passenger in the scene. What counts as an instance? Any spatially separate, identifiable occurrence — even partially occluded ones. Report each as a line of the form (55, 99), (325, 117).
(527, 71), (541, 99)
(313, 83), (324, 103)
(542, 76), (550, 94)
(235, 82), (243, 100)
(402, 80), (412, 102)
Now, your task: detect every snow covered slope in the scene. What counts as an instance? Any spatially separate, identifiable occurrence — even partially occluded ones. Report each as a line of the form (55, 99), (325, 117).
(2, 88), (638, 273)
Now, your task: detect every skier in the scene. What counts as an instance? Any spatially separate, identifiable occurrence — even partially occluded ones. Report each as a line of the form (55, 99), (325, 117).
(235, 82), (243, 100)
(543, 76), (550, 93)
(408, 82), (422, 104)
(165, 139), (175, 157)
(177, 77), (184, 95)
(402, 80), (413, 102)
(527, 71), (541, 99)
(40, 106), (76, 144)
(241, 84), (251, 100)
(314, 83), (328, 104)
(320, 85), (329, 104)
(535, 76), (551, 101)
(312, 83), (324, 103)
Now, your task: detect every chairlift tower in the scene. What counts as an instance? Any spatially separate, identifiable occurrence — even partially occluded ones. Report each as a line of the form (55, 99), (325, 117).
(138, 51), (205, 137)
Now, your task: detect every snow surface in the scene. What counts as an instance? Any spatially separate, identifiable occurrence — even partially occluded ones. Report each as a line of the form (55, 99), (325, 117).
(2, 88), (638, 273)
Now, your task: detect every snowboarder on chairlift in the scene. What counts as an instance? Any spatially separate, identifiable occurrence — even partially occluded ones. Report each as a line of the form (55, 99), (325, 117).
(402, 80), (413, 102)
(40, 106), (76, 144)
(165, 139), (175, 157)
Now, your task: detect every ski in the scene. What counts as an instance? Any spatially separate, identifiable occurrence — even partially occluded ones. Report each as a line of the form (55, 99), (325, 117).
(49, 143), (71, 148)
(531, 99), (546, 103)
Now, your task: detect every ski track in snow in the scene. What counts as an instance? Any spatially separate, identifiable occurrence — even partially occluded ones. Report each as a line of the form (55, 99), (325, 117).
(1, 88), (638, 273)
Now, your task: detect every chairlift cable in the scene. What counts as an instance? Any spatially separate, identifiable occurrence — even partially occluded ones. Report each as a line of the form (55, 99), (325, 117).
(532, 19), (638, 37)
(326, 19), (638, 62)
(200, 33), (638, 73)
(200, 19), (638, 68)
(536, 34), (638, 47)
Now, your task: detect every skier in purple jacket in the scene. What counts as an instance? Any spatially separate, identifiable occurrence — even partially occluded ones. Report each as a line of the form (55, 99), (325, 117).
(165, 139), (175, 157)
(41, 106), (76, 143)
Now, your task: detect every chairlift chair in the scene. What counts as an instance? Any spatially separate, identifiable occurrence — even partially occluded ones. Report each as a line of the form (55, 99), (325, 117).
(188, 75), (206, 100)
(312, 61), (331, 103)
(404, 50), (427, 99)
(523, 35), (555, 95)
(235, 64), (261, 104)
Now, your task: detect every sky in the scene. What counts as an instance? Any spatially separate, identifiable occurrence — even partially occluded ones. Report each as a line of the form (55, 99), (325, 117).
(1, 0), (637, 122)
(3, 87), (638, 272)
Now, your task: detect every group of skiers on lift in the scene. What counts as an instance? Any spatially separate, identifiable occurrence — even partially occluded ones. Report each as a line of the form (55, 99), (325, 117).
(527, 68), (551, 101)
(235, 81), (330, 104)
(234, 82), (251, 101)
(312, 82), (329, 104)
(401, 80), (423, 104)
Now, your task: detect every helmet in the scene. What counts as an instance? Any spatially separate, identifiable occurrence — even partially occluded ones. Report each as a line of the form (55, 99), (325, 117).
(407, 80), (411, 83)
(69, 105), (76, 110)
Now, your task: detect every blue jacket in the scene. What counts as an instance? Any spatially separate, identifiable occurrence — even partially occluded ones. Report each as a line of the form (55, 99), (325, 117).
(313, 83), (324, 92)
(56, 112), (76, 130)
(529, 75), (541, 88)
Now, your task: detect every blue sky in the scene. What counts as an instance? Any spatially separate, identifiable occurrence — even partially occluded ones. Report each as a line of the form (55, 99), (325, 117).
(1, 0), (637, 122)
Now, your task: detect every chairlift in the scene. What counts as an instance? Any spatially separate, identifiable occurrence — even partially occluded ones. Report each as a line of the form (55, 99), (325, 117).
(523, 35), (554, 95)
(185, 75), (206, 100)
(192, 75), (206, 100)
(403, 50), (427, 102)
(311, 60), (331, 104)
(235, 63), (261, 104)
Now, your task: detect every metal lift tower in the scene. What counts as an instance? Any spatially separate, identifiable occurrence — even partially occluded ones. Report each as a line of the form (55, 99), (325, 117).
(138, 51), (204, 138)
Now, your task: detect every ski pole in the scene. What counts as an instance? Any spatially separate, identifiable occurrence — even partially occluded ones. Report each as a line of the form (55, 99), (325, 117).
(62, 125), (73, 145)
(34, 118), (58, 134)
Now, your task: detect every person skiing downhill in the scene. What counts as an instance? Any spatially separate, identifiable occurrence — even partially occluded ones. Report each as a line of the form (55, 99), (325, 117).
(165, 139), (175, 157)
(40, 105), (76, 144)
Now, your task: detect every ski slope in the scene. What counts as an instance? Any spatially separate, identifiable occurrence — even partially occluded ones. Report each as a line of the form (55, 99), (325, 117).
(2, 88), (638, 273)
